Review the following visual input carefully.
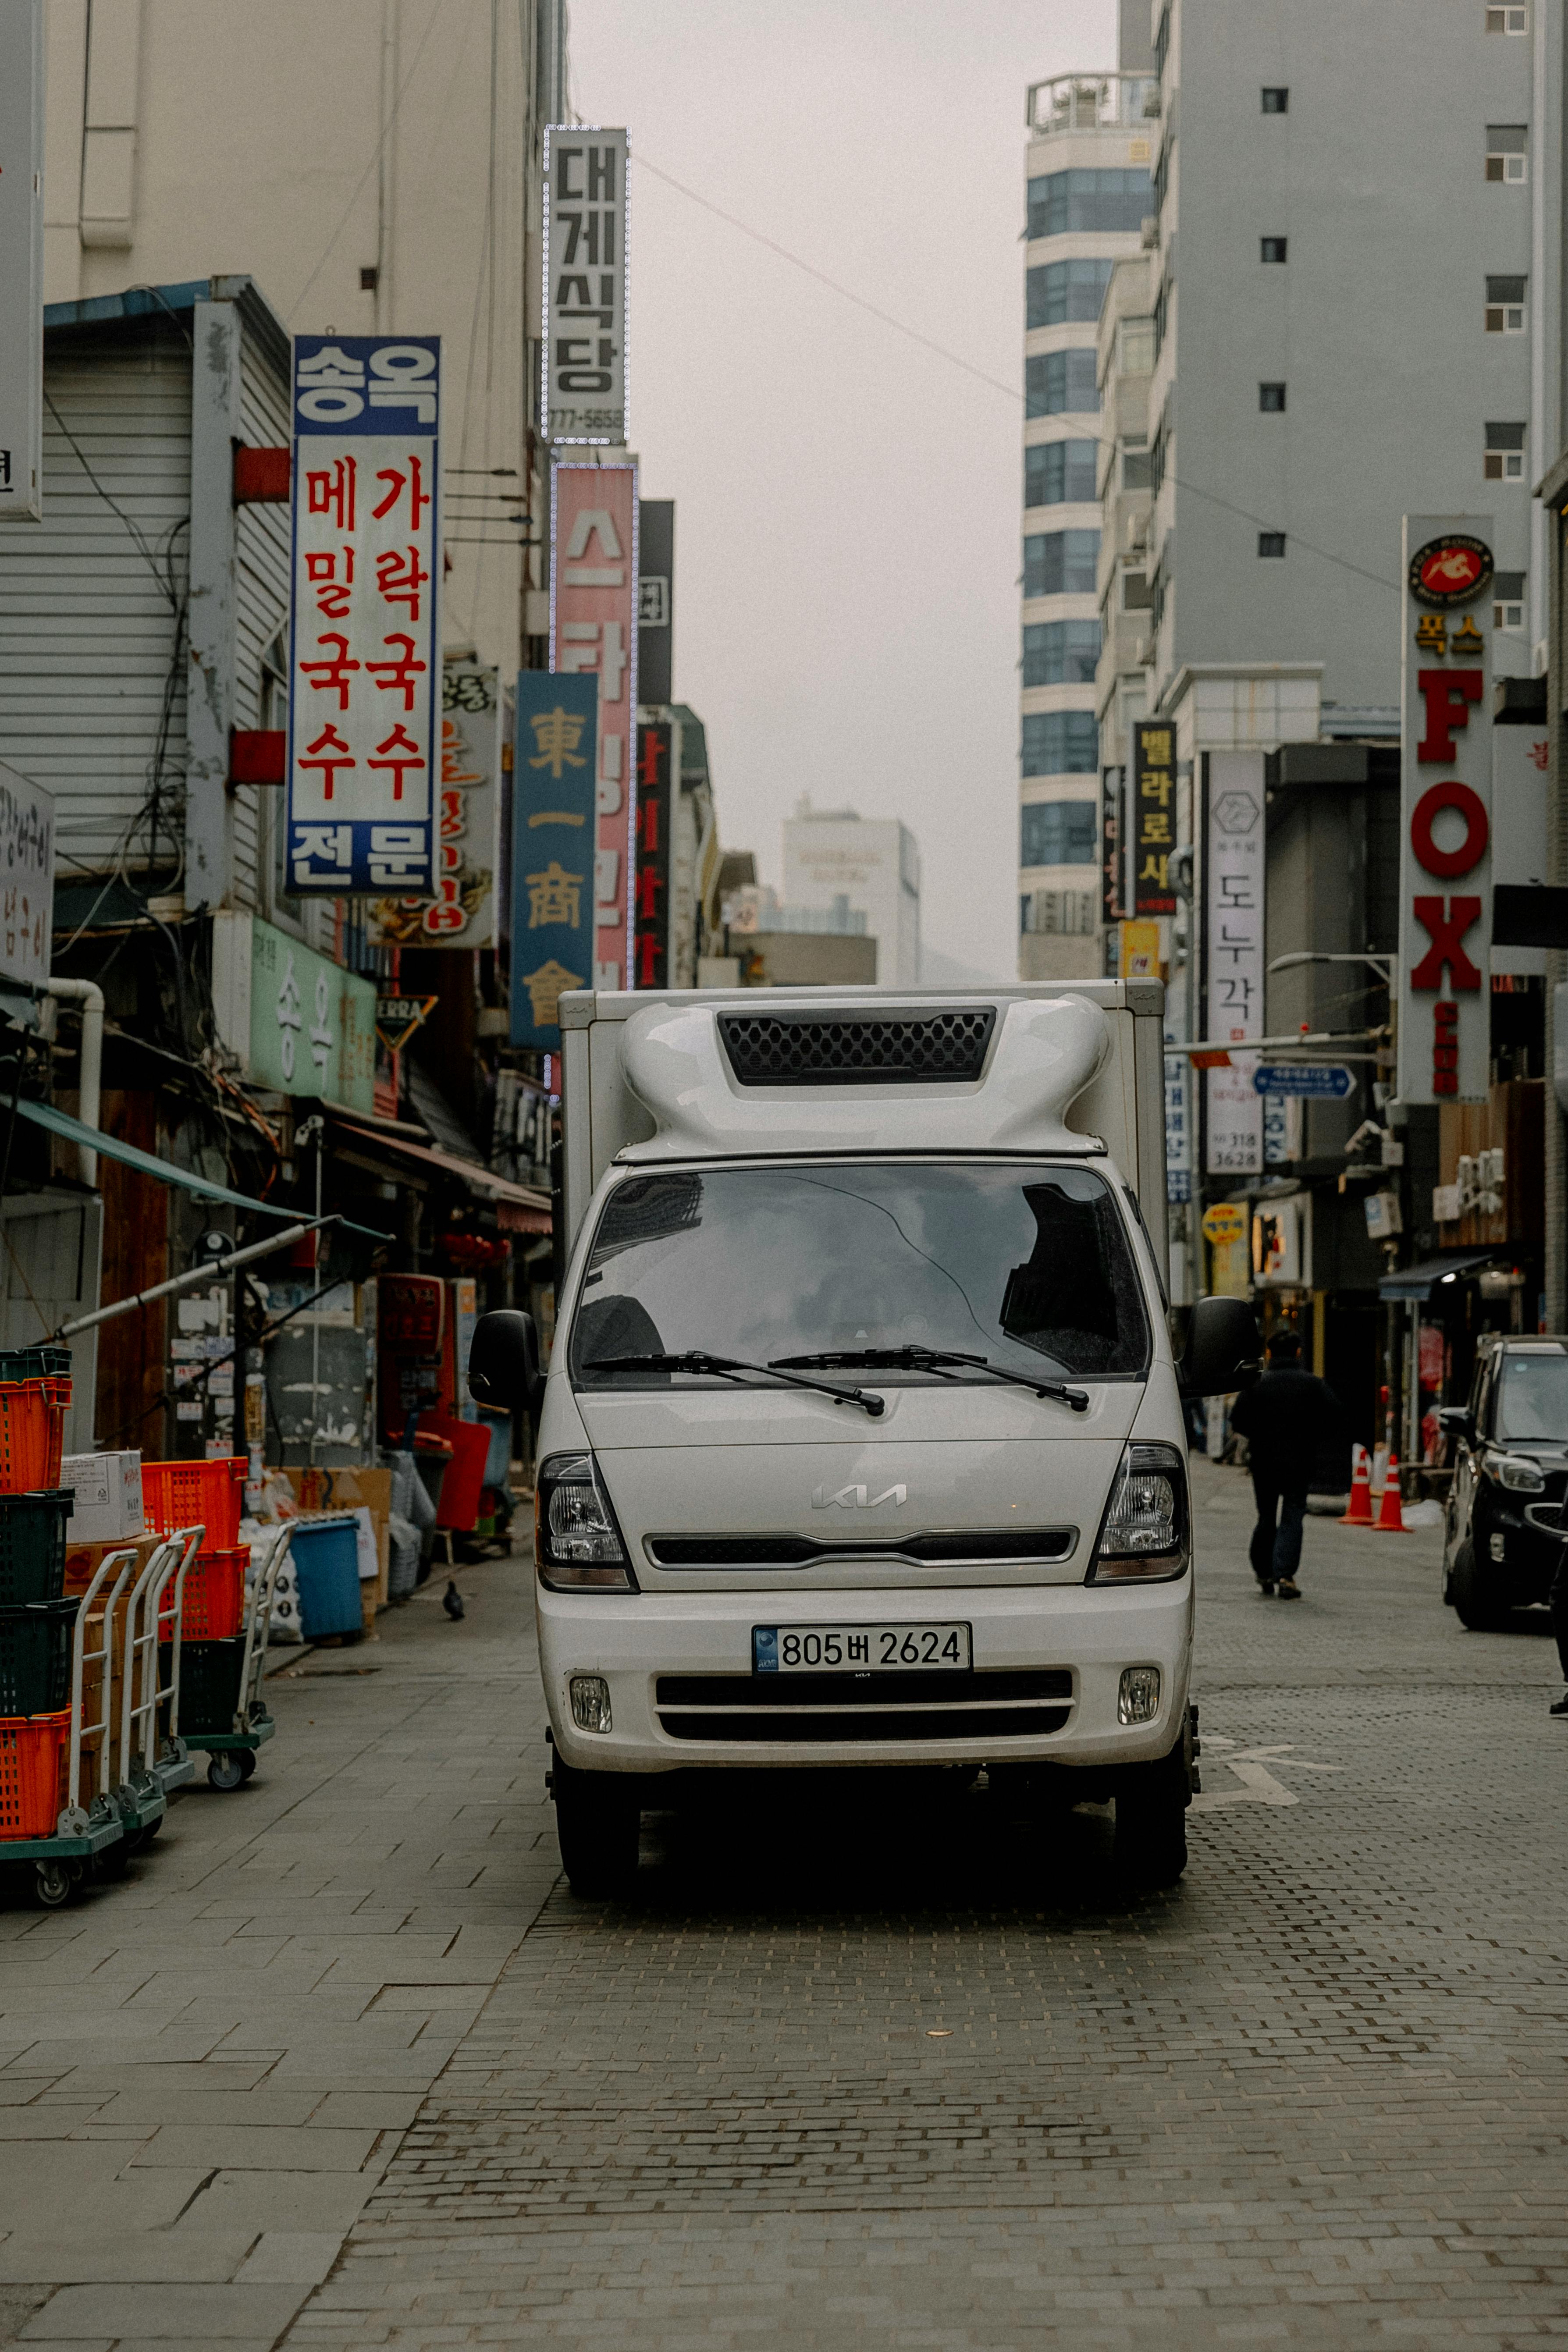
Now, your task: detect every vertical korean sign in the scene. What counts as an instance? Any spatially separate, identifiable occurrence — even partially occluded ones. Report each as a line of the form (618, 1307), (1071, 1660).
(552, 462), (637, 987)
(512, 673), (598, 1050)
(286, 336), (440, 897)
(1131, 722), (1177, 916)
(1398, 518), (1494, 1105)
(542, 127), (629, 445)
(0, 0), (43, 522)
(366, 660), (500, 946)
(1205, 750), (1266, 1176)
(633, 722), (672, 988)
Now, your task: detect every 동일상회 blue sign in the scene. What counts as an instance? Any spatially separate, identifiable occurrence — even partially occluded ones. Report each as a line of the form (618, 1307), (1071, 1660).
(285, 334), (441, 896)
(1251, 1064), (1354, 1099)
(512, 672), (599, 1050)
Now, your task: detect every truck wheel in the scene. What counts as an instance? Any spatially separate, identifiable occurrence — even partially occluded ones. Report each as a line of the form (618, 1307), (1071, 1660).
(552, 1755), (640, 1897)
(1450, 1540), (1508, 1632)
(1113, 1741), (1189, 1889)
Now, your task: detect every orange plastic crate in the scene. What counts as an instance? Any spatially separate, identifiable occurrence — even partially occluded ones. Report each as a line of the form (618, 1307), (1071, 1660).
(0, 1710), (71, 1839)
(180, 1545), (248, 1641)
(0, 1380), (71, 1496)
(142, 1457), (245, 1549)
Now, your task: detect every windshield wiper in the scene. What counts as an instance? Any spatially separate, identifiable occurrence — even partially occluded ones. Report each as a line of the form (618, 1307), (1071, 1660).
(771, 1344), (1089, 1413)
(584, 1350), (885, 1417)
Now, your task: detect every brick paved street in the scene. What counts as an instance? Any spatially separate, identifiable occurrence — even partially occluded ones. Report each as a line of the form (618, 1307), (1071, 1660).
(3, 1460), (1567, 2349)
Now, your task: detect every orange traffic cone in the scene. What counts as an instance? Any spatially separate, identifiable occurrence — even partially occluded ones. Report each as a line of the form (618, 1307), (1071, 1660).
(1373, 1453), (1407, 1533)
(1340, 1445), (1373, 1527)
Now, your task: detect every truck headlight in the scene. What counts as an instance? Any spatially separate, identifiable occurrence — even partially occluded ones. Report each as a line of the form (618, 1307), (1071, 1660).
(1089, 1443), (1190, 1583)
(535, 1452), (638, 1591)
(1491, 1453), (1545, 1494)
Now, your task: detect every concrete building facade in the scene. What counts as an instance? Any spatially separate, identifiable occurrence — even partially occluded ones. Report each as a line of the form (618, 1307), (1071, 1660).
(1017, 59), (1155, 981)
(783, 802), (920, 988)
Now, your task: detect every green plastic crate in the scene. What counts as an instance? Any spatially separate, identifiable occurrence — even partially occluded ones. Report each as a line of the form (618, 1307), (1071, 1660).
(0, 1599), (77, 1715)
(0, 1491), (72, 1605)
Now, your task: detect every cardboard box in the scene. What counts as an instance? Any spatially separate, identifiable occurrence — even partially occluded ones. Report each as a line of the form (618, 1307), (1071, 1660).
(283, 1468), (391, 1611)
(64, 1528), (163, 1595)
(60, 1452), (144, 1544)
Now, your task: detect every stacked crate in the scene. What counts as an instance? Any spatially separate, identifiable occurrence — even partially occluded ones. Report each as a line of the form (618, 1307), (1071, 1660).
(0, 1350), (76, 1843)
(142, 1458), (250, 1732)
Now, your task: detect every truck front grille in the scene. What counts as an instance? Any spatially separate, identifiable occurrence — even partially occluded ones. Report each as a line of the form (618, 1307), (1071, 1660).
(654, 1666), (1072, 1744)
(646, 1530), (1076, 1569)
(717, 1007), (995, 1087)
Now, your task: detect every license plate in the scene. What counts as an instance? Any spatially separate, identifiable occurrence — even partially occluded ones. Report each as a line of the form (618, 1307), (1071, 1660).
(753, 1622), (972, 1674)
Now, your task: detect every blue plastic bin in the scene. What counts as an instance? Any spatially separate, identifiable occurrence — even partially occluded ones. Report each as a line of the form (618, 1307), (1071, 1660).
(290, 1514), (363, 1640)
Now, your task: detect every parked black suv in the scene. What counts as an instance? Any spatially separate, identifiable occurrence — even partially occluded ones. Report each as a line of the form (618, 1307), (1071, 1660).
(1440, 1336), (1568, 1629)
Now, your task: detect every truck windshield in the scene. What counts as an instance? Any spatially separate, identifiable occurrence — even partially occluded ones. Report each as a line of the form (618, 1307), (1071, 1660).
(569, 1162), (1150, 1389)
(1494, 1350), (1568, 1443)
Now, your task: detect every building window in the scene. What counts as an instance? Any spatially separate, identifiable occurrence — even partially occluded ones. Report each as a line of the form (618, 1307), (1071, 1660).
(1486, 124), (1528, 182)
(1118, 316), (1156, 374)
(1024, 528), (1101, 599)
(1486, 275), (1527, 332)
(1023, 888), (1098, 936)
(1026, 257), (1115, 329)
(1122, 569), (1152, 610)
(1484, 6), (1526, 29)
(1022, 618), (1102, 686)
(1258, 532), (1287, 558)
(1025, 348), (1100, 417)
(1485, 421), (1527, 481)
(1261, 87), (1289, 113)
(1024, 439), (1099, 508)
(1020, 799), (1098, 866)
(1021, 712), (1100, 780)
(1122, 446), (1153, 490)
(1026, 167), (1152, 240)
(1493, 571), (1525, 629)
(1260, 236), (1288, 263)
(1259, 381), (1287, 412)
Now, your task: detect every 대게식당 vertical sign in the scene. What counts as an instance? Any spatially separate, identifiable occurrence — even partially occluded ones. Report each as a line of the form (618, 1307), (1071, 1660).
(552, 460), (637, 989)
(1398, 515), (1494, 1105)
(512, 671), (598, 1050)
(1131, 723), (1176, 916)
(1205, 749), (1266, 1177)
(542, 126), (629, 445)
(286, 334), (440, 897)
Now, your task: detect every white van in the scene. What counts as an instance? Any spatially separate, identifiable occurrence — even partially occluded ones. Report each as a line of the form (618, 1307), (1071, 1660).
(469, 984), (1255, 1896)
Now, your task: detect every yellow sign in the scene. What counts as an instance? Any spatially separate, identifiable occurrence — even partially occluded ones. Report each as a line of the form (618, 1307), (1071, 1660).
(1119, 919), (1162, 980)
(1202, 1202), (1248, 1248)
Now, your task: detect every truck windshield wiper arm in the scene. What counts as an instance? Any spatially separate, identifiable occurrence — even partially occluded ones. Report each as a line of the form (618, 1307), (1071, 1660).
(771, 1345), (1090, 1413)
(584, 1350), (885, 1417)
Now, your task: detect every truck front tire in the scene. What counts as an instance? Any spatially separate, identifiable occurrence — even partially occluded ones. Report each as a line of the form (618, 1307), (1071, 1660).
(552, 1754), (641, 1897)
(1113, 1739), (1189, 1889)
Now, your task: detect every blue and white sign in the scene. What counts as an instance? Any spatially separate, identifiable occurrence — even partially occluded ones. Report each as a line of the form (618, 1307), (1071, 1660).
(511, 672), (599, 1050)
(285, 335), (441, 896)
(1252, 1064), (1354, 1099)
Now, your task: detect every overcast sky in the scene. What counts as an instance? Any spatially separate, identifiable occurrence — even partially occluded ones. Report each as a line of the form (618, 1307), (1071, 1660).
(567, 0), (1119, 979)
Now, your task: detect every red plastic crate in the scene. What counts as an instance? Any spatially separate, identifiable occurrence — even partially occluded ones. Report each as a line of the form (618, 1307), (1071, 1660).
(0, 1379), (71, 1496)
(0, 1710), (71, 1839)
(180, 1546), (248, 1641)
(142, 1457), (245, 1549)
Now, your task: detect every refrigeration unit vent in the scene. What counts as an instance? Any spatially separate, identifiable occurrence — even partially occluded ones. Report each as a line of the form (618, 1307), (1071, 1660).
(717, 1007), (996, 1087)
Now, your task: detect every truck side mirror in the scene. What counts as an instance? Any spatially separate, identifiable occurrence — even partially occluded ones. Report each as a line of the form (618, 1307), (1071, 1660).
(1179, 1296), (1259, 1399)
(468, 1310), (543, 1417)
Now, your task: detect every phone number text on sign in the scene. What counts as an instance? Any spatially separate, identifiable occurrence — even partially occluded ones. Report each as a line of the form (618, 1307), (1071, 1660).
(285, 335), (441, 897)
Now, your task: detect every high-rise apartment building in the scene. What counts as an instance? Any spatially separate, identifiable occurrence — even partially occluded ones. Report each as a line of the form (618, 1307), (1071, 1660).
(1017, 31), (1156, 981)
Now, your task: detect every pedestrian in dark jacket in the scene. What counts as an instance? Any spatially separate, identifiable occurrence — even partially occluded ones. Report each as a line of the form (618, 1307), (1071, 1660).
(1227, 1332), (1343, 1598)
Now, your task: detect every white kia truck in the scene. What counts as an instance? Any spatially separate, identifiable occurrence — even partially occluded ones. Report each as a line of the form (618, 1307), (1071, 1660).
(469, 983), (1255, 1895)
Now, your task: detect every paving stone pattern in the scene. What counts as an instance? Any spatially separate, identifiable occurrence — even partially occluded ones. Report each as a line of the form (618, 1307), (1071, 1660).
(3, 1463), (1567, 2348)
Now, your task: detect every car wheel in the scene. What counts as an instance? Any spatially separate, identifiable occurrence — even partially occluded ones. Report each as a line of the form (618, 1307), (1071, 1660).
(1112, 1740), (1189, 1889)
(1450, 1538), (1508, 1632)
(552, 1754), (641, 1897)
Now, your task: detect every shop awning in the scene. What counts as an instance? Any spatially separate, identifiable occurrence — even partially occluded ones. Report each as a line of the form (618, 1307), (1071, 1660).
(1378, 1250), (1505, 1302)
(330, 1115), (551, 1233)
(14, 1099), (393, 1239)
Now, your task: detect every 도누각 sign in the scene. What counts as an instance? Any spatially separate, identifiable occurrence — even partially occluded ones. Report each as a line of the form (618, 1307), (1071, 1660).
(1398, 515), (1494, 1106)
(285, 334), (441, 898)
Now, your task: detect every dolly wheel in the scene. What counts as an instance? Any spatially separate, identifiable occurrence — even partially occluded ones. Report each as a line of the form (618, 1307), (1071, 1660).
(207, 1753), (245, 1792)
(34, 1862), (71, 1909)
(237, 1751), (257, 1783)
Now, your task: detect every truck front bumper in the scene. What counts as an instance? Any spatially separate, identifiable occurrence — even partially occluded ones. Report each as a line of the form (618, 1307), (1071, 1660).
(537, 1577), (1193, 1774)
